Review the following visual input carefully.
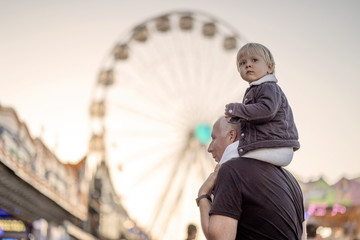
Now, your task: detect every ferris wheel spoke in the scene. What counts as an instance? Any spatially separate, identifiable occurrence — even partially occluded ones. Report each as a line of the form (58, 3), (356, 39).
(147, 34), (185, 96)
(113, 66), (178, 110)
(191, 146), (212, 180)
(148, 161), (184, 231)
(165, 32), (195, 97)
(214, 60), (241, 99)
(202, 41), (221, 96)
(199, 147), (216, 180)
(174, 32), (206, 117)
(155, 156), (192, 238)
(201, 64), (240, 117)
(115, 140), (183, 168)
(130, 30), (189, 99)
(131, 150), (179, 186)
(148, 144), (195, 232)
(173, 31), (196, 88)
(113, 50), (182, 109)
(131, 47), (172, 93)
(107, 128), (178, 138)
(118, 86), (193, 130)
(108, 102), (188, 129)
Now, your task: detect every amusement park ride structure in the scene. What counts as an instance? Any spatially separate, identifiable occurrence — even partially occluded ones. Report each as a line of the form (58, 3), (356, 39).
(88, 10), (248, 240)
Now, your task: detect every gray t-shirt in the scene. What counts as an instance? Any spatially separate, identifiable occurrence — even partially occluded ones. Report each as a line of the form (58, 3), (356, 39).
(210, 157), (304, 240)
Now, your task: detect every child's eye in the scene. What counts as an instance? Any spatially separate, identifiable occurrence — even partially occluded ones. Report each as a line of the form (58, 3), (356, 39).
(239, 61), (246, 66)
(252, 58), (258, 62)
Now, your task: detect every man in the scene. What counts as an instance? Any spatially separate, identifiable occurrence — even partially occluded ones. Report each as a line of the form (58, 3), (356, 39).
(197, 117), (305, 239)
(185, 223), (197, 240)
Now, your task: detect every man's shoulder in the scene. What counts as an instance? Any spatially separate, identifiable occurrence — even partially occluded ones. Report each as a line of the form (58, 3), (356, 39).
(221, 157), (279, 176)
(224, 156), (276, 167)
(222, 157), (300, 185)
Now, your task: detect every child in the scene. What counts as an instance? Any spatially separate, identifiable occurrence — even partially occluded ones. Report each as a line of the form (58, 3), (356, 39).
(224, 43), (300, 166)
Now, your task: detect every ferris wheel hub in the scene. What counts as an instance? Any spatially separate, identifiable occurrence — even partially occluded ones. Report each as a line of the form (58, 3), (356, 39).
(194, 123), (212, 145)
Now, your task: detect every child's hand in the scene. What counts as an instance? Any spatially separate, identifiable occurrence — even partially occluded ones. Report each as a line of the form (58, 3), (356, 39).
(225, 104), (231, 118)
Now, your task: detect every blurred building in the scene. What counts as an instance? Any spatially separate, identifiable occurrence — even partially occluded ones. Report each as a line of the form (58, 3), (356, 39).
(300, 177), (360, 239)
(0, 105), (148, 240)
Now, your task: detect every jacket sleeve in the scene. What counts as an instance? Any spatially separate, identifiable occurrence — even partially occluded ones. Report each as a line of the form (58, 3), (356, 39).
(226, 83), (282, 123)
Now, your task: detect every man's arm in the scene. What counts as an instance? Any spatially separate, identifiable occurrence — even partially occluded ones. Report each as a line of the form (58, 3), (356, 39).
(302, 220), (307, 240)
(198, 165), (238, 240)
(198, 196), (237, 240)
(208, 215), (238, 240)
(198, 194), (212, 239)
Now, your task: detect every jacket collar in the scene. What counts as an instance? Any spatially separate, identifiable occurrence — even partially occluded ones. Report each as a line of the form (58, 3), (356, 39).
(250, 74), (278, 86)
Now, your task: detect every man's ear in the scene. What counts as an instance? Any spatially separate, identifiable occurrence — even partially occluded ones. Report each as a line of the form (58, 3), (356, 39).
(228, 129), (237, 142)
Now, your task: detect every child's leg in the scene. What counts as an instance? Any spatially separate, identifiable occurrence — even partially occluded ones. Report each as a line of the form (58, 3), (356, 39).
(242, 147), (293, 166)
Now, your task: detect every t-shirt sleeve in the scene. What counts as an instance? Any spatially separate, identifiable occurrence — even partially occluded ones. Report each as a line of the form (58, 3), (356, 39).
(209, 164), (243, 220)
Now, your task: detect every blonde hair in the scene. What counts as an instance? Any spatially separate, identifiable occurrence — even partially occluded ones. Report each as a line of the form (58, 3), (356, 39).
(236, 43), (275, 74)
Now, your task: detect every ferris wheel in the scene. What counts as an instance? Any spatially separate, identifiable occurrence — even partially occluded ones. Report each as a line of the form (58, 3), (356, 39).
(88, 10), (248, 240)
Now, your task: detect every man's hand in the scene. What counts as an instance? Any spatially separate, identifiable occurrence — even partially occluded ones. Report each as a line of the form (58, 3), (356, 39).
(198, 164), (220, 196)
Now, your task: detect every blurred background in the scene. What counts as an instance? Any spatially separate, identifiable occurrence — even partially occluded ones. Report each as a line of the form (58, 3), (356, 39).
(0, 1), (359, 240)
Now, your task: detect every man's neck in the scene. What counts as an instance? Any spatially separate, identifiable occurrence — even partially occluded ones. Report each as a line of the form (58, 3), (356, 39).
(219, 140), (239, 165)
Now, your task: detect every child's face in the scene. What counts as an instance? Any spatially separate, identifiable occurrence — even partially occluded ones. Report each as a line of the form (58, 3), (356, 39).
(238, 52), (273, 83)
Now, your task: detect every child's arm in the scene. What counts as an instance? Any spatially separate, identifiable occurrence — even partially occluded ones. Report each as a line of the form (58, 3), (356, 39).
(225, 84), (282, 123)
(224, 104), (232, 118)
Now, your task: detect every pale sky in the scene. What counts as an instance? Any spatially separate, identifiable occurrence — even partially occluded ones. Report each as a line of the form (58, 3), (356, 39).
(1, 0), (360, 239)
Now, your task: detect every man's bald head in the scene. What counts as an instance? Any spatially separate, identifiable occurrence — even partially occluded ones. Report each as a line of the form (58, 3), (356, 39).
(216, 116), (240, 140)
(208, 117), (240, 162)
